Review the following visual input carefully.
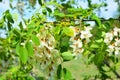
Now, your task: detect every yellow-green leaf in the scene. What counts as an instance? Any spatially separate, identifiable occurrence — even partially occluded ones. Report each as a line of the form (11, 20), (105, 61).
(63, 27), (74, 36)
(54, 26), (61, 35)
(31, 34), (40, 46)
(16, 44), (20, 55)
(19, 46), (28, 64)
(62, 52), (73, 61)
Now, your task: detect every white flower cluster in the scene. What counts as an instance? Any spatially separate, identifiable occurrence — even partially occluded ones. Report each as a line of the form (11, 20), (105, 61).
(34, 27), (62, 79)
(104, 27), (120, 55)
(70, 26), (93, 58)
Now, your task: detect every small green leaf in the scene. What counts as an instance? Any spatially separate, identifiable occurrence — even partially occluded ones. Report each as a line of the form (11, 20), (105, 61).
(25, 41), (34, 57)
(54, 26), (61, 35)
(12, 28), (21, 36)
(42, 9), (47, 15)
(62, 52), (73, 61)
(46, 7), (52, 13)
(19, 21), (23, 31)
(95, 38), (103, 43)
(7, 22), (12, 31)
(90, 43), (99, 48)
(0, 18), (4, 28)
(19, 46), (28, 64)
(31, 34), (40, 46)
(57, 64), (62, 79)
(91, 14), (101, 27)
(38, 0), (44, 6)
(16, 44), (20, 55)
(63, 27), (74, 36)
(9, 3), (13, 9)
(6, 13), (14, 23)
(13, 13), (18, 21)
(101, 31), (106, 37)
(27, 21), (35, 28)
(94, 52), (104, 66)
(83, 50), (91, 56)
(63, 68), (73, 80)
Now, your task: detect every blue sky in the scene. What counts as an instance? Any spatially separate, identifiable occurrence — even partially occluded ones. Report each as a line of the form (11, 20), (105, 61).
(0, 0), (119, 38)
(0, 0), (119, 20)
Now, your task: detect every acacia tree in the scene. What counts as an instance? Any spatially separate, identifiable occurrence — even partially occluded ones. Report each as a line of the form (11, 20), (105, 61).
(0, 0), (120, 80)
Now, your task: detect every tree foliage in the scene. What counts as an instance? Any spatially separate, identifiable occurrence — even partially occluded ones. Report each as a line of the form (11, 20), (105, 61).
(0, 0), (120, 80)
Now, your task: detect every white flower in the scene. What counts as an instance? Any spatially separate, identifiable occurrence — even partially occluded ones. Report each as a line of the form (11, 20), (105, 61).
(80, 30), (92, 39)
(74, 48), (84, 54)
(70, 39), (83, 49)
(113, 27), (120, 36)
(104, 32), (113, 44)
(73, 48), (84, 59)
(114, 47), (120, 55)
(106, 45), (115, 54)
(115, 38), (120, 47)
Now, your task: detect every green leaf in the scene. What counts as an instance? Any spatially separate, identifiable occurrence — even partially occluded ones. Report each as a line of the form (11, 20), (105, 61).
(91, 14), (101, 27)
(95, 38), (103, 43)
(57, 64), (62, 79)
(94, 52), (104, 66)
(6, 13), (14, 23)
(90, 43), (99, 48)
(62, 52), (73, 61)
(19, 21), (23, 31)
(7, 22), (12, 31)
(54, 26), (61, 35)
(83, 50), (91, 56)
(88, 54), (95, 64)
(9, 3), (13, 9)
(63, 68), (73, 80)
(16, 44), (20, 55)
(13, 13), (18, 21)
(12, 28), (21, 36)
(42, 9), (47, 15)
(31, 34), (40, 46)
(27, 21), (35, 28)
(63, 27), (74, 36)
(101, 31), (106, 37)
(25, 41), (34, 57)
(19, 46), (28, 64)
(0, 18), (4, 28)
(38, 0), (44, 6)
(46, 7), (52, 13)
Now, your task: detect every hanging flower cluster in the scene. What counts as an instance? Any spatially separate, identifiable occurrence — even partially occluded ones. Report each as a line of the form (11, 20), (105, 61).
(70, 26), (93, 58)
(104, 27), (120, 55)
(33, 25), (62, 79)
